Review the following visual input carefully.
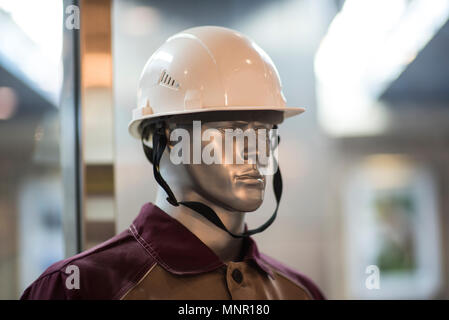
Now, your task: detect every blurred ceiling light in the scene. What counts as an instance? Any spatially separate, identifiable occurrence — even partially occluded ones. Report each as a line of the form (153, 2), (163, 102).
(0, 0), (62, 62)
(0, 0), (62, 105)
(122, 6), (160, 37)
(0, 86), (18, 120)
(361, 154), (414, 189)
(314, 0), (449, 136)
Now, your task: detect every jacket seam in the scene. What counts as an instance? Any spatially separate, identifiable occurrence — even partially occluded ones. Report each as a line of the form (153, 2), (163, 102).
(129, 223), (224, 273)
(129, 224), (175, 272)
(117, 261), (158, 300)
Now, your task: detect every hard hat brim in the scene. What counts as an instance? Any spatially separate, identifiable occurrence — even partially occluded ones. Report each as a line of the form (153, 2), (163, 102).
(128, 106), (305, 139)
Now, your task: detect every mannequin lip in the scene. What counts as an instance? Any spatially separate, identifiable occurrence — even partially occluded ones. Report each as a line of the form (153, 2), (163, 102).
(235, 172), (265, 187)
(236, 169), (263, 179)
(237, 174), (262, 180)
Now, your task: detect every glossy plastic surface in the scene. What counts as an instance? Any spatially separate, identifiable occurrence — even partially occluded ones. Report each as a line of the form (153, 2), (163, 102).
(129, 26), (304, 138)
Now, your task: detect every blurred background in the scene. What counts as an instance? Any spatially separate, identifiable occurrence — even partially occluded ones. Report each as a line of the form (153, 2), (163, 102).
(1, 0), (449, 299)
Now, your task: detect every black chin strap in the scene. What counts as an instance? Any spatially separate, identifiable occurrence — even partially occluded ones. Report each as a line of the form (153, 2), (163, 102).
(141, 123), (282, 238)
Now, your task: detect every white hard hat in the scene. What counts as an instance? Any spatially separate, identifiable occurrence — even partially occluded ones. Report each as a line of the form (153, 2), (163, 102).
(128, 26), (305, 139)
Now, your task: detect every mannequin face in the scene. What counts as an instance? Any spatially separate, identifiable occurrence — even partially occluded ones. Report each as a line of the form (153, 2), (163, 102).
(162, 111), (283, 212)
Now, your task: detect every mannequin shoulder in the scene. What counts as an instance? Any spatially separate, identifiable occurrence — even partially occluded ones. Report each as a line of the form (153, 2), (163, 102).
(20, 229), (156, 300)
(259, 253), (325, 300)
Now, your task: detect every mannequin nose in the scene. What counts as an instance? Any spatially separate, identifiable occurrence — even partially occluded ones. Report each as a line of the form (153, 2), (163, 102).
(242, 140), (258, 163)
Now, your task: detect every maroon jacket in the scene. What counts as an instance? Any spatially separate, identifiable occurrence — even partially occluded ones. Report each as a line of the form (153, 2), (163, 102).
(21, 203), (324, 300)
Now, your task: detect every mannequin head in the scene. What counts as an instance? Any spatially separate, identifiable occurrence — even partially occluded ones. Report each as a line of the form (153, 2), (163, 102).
(145, 110), (283, 213)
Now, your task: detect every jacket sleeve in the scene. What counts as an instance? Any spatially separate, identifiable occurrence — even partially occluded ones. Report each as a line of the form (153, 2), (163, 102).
(20, 271), (69, 300)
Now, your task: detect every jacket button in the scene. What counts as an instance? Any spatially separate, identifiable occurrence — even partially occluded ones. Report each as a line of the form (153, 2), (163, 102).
(231, 269), (243, 284)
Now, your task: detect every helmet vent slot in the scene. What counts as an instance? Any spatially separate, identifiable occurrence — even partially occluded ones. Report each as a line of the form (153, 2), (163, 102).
(159, 69), (180, 90)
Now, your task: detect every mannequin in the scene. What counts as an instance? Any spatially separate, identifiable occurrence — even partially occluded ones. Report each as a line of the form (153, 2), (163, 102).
(21, 26), (325, 300)
(154, 110), (282, 262)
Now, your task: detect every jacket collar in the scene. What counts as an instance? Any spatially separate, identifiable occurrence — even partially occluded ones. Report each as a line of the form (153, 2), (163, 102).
(130, 202), (274, 278)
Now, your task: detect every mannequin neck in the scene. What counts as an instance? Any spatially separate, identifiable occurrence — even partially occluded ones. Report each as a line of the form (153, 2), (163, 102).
(154, 186), (245, 263)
